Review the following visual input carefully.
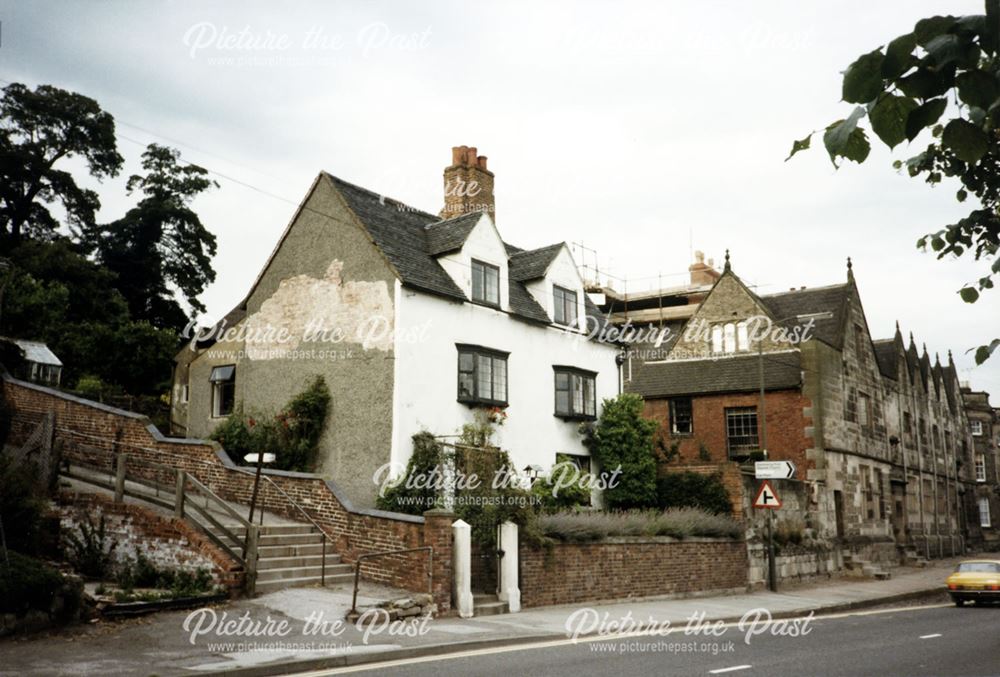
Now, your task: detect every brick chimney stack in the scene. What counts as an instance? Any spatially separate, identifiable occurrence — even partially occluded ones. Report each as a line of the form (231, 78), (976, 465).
(689, 250), (721, 286)
(440, 145), (495, 222)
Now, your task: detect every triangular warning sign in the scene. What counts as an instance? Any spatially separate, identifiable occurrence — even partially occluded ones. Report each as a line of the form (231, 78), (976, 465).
(753, 480), (781, 509)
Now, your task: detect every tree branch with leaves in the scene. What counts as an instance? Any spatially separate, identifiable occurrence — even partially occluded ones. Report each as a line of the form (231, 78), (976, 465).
(788, 4), (1000, 364)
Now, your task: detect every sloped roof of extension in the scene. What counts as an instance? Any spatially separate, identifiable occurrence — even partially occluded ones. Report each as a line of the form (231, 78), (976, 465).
(628, 352), (802, 398)
(195, 172), (609, 349)
(3, 338), (62, 366)
(759, 284), (851, 350)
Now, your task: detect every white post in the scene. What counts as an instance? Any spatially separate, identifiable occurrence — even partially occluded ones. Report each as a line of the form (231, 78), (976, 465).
(498, 521), (521, 613)
(452, 519), (474, 618)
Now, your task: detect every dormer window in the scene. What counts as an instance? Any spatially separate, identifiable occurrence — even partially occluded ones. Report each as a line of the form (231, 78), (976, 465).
(471, 259), (500, 306)
(553, 285), (578, 326)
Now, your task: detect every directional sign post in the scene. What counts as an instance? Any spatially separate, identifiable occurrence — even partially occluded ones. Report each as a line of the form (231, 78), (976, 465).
(754, 461), (796, 480)
(753, 479), (782, 593)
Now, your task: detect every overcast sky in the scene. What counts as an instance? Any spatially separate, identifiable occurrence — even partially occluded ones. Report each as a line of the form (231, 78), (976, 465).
(2, 0), (998, 397)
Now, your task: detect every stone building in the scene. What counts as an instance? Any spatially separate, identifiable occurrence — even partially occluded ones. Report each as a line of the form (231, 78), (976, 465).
(625, 253), (992, 563)
(962, 388), (1000, 550)
(170, 147), (619, 506)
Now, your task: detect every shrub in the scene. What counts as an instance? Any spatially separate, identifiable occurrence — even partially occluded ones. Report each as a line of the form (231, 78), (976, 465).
(0, 550), (66, 614)
(656, 471), (732, 515)
(63, 512), (117, 579)
(530, 455), (593, 513)
(582, 393), (658, 510)
(538, 508), (742, 543)
(211, 376), (331, 472)
(0, 453), (47, 554)
(376, 431), (446, 515)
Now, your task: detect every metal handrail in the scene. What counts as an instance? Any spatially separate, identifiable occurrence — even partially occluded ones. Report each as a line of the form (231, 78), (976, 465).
(233, 468), (329, 585)
(350, 546), (433, 615)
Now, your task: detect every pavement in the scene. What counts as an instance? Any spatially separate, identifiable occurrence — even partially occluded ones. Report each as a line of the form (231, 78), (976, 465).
(0, 558), (969, 677)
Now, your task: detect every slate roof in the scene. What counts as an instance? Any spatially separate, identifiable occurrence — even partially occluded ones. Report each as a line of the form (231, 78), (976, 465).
(759, 284), (851, 349)
(424, 212), (483, 255)
(872, 339), (899, 380)
(627, 351), (802, 398)
(3, 338), (61, 366)
(509, 243), (564, 281)
(324, 173), (597, 333)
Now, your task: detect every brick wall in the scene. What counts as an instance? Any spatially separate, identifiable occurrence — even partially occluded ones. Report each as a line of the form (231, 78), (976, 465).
(645, 389), (812, 482)
(5, 377), (452, 610)
(57, 490), (244, 592)
(519, 537), (747, 608)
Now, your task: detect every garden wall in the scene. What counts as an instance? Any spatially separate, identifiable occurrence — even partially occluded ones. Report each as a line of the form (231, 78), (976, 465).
(519, 536), (747, 608)
(4, 376), (453, 610)
(57, 490), (243, 593)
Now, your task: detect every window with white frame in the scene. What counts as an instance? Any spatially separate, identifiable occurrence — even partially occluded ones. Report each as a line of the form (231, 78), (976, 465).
(553, 367), (596, 419)
(976, 453), (987, 482)
(471, 259), (500, 306)
(980, 497), (992, 528)
(971, 420), (984, 436)
(725, 407), (759, 457)
(553, 285), (578, 327)
(210, 365), (236, 417)
(670, 397), (693, 435)
(457, 344), (508, 406)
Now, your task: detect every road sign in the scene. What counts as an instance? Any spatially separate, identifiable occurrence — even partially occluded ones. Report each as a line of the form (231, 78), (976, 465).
(243, 453), (276, 464)
(753, 480), (782, 509)
(754, 460), (796, 479)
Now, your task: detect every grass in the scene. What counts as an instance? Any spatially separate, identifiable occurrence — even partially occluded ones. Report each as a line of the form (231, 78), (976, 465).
(538, 508), (742, 543)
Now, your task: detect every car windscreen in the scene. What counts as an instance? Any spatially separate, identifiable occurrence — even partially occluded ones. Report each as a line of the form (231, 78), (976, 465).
(956, 562), (1000, 573)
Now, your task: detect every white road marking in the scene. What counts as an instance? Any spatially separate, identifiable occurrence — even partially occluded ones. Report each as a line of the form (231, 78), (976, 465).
(919, 633), (942, 639)
(709, 665), (752, 674)
(281, 602), (953, 676)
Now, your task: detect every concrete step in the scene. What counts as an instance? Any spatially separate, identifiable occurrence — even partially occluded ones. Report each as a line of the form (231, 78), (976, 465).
(254, 573), (355, 594)
(472, 593), (509, 616)
(256, 563), (353, 583)
(257, 554), (342, 570)
(209, 524), (319, 537)
(257, 543), (329, 558)
(258, 533), (325, 547)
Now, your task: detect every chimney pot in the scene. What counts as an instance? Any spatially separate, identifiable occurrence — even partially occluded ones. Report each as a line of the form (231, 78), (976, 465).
(452, 146), (467, 166)
(477, 155), (488, 170)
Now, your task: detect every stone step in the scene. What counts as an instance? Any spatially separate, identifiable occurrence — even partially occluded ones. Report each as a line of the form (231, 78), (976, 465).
(473, 601), (509, 616)
(257, 543), (329, 558)
(257, 554), (342, 570)
(254, 573), (355, 595)
(209, 524), (319, 537)
(256, 563), (353, 583)
(257, 533), (326, 547)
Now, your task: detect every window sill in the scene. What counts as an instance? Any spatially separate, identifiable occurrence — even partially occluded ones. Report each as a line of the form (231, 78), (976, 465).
(670, 431), (694, 438)
(458, 398), (509, 409)
(471, 299), (501, 310)
(554, 412), (596, 422)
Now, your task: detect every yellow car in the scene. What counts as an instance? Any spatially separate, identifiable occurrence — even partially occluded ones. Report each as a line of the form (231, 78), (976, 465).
(946, 559), (1000, 606)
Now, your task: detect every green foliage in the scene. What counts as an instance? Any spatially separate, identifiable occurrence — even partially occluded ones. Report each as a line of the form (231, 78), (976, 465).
(62, 511), (118, 579)
(115, 551), (214, 598)
(529, 454), (592, 513)
(88, 144), (218, 328)
(538, 508), (742, 543)
(376, 431), (446, 515)
(0, 550), (67, 614)
(656, 471), (732, 515)
(211, 376), (331, 472)
(789, 8), (1000, 363)
(0, 82), (123, 245)
(0, 453), (47, 554)
(583, 393), (658, 510)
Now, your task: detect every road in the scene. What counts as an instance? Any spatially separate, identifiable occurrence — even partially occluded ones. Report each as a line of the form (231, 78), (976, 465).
(282, 602), (1000, 677)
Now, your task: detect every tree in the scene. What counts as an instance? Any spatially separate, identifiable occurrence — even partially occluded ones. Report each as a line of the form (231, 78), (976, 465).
(788, 3), (1000, 364)
(0, 83), (122, 247)
(90, 144), (218, 328)
(583, 393), (658, 510)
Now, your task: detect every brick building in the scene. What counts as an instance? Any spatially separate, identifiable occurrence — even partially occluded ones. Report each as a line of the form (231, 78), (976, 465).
(624, 254), (995, 561)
